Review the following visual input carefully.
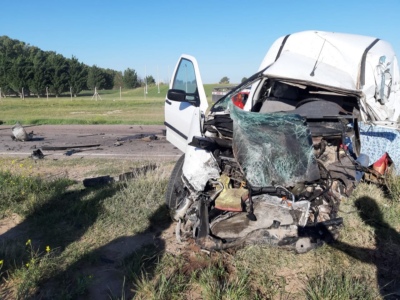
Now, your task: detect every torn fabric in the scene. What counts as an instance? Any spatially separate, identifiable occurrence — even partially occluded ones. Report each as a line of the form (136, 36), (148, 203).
(358, 122), (400, 174)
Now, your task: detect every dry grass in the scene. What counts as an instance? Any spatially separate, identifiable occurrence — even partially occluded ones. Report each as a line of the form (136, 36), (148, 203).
(1, 156), (400, 299)
(386, 171), (400, 202)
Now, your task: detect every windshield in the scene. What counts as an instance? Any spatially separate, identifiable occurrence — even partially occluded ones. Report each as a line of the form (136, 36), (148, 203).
(229, 102), (320, 187)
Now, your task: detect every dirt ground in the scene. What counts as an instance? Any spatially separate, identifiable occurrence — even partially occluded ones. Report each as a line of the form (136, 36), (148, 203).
(0, 124), (182, 160)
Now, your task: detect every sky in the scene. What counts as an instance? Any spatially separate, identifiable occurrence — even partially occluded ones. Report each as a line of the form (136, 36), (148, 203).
(1, 0), (400, 84)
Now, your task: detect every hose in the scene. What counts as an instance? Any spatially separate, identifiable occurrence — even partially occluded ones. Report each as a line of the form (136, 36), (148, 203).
(308, 160), (333, 202)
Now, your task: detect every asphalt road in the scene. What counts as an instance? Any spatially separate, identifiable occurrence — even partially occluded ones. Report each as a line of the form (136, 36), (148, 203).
(0, 124), (182, 161)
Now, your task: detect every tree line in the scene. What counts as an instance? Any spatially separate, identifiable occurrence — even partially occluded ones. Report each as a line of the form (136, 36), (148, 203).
(0, 36), (155, 98)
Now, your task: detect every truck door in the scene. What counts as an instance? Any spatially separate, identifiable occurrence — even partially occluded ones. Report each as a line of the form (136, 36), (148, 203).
(164, 54), (208, 152)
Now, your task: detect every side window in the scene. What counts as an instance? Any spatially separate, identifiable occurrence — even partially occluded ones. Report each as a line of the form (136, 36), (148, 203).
(172, 59), (197, 100)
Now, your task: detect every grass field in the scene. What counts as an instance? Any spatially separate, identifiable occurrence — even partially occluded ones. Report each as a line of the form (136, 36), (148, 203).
(0, 84), (221, 125)
(1, 156), (400, 299)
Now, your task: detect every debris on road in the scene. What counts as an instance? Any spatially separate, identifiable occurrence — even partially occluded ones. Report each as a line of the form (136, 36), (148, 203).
(0, 124), (182, 159)
(83, 164), (157, 187)
(77, 133), (105, 138)
(64, 148), (103, 156)
(64, 149), (82, 156)
(31, 149), (45, 160)
(42, 144), (101, 151)
(11, 122), (32, 141)
(117, 133), (158, 142)
(141, 135), (158, 142)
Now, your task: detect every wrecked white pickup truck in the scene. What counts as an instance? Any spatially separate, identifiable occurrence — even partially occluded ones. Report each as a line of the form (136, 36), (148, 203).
(164, 30), (400, 253)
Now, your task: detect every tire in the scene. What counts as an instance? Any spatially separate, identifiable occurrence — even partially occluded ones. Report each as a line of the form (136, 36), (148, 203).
(165, 154), (187, 219)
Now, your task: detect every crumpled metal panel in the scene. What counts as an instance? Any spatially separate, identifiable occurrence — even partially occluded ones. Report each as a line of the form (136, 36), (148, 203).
(182, 146), (221, 191)
(229, 102), (319, 187)
(210, 194), (310, 240)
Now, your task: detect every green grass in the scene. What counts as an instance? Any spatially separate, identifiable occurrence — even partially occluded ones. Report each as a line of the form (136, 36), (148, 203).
(0, 84), (226, 125)
(2, 156), (400, 299)
(304, 270), (379, 300)
(0, 169), (73, 219)
(0, 157), (171, 299)
(386, 170), (400, 202)
(0, 97), (166, 125)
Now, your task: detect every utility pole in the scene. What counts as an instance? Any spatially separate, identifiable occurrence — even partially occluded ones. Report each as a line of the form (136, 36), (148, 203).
(46, 87), (48, 100)
(144, 65), (147, 100)
(70, 86), (72, 100)
(145, 65), (148, 94)
(120, 86), (121, 100)
(157, 65), (160, 93)
(91, 87), (102, 101)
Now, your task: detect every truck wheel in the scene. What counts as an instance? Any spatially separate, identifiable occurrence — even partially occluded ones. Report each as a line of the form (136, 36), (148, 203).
(165, 154), (187, 219)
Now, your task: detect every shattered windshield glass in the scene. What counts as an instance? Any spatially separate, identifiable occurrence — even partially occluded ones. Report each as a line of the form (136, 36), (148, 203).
(229, 102), (320, 187)
(212, 94), (233, 111)
(211, 70), (264, 112)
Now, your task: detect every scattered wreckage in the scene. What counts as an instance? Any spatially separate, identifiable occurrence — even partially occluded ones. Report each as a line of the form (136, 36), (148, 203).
(164, 31), (400, 253)
(11, 122), (33, 141)
(6, 123), (164, 158)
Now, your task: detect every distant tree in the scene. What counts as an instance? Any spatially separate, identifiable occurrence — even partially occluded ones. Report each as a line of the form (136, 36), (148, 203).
(0, 35), (123, 97)
(47, 52), (69, 97)
(113, 71), (124, 89)
(68, 56), (87, 97)
(241, 77), (248, 83)
(30, 50), (49, 97)
(8, 56), (33, 97)
(145, 75), (155, 85)
(0, 38), (12, 96)
(103, 69), (115, 90)
(123, 68), (139, 89)
(0, 57), (6, 96)
(87, 65), (106, 90)
(219, 76), (230, 84)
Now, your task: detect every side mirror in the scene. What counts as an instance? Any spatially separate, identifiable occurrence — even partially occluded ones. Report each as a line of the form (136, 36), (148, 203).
(167, 89), (187, 102)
